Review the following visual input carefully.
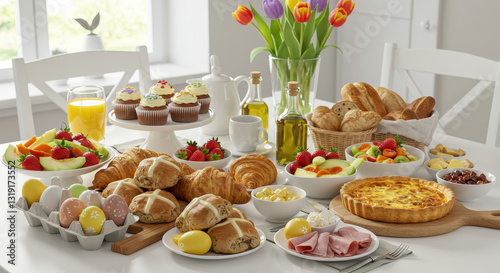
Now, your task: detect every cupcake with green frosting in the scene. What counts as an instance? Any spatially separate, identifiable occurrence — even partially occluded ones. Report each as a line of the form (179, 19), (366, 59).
(135, 93), (169, 125)
(186, 82), (211, 114)
(168, 90), (201, 122)
(113, 86), (141, 120)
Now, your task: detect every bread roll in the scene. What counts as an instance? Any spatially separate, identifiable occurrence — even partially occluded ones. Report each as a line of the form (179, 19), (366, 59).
(207, 218), (260, 254)
(383, 108), (419, 121)
(175, 194), (232, 233)
(375, 87), (407, 113)
(331, 100), (359, 121)
(340, 109), (382, 132)
(407, 96), (435, 119)
(102, 178), (144, 206)
(133, 155), (183, 190)
(341, 82), (387, 117)
(311, 106), (340, 131)
(129, 189), (180, 223)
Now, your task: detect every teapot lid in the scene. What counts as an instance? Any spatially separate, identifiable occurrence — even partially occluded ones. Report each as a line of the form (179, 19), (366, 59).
(201, 55), (232, 83)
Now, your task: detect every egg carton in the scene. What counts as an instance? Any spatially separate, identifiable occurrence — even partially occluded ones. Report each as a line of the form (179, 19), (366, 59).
(15, 197), (137, 250)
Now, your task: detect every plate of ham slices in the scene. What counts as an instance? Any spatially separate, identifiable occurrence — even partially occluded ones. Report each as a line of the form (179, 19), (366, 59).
(274, 223), (379, 261)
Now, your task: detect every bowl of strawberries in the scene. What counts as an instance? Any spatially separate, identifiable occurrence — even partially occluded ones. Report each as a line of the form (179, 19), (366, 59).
(173, 138), (232, 170)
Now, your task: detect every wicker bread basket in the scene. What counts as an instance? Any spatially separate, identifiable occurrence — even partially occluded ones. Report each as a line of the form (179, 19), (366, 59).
(306, 113), (376, 160)
(372, 133), (425, 150)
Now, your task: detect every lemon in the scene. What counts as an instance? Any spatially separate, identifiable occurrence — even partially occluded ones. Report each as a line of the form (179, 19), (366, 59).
(22, 179), (46, 207)
(172, 233), (184, 245)
(284, 218), (311, 240)
(178, 230), (212, 255)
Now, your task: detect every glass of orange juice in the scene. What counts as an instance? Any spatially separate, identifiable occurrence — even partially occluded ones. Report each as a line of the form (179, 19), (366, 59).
(67, 85), (106, 141)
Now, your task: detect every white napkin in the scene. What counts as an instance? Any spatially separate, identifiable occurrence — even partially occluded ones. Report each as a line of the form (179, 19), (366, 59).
(376, 110), (439, 146)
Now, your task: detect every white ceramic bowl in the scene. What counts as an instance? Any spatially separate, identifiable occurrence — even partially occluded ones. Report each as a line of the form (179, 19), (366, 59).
(251, 185), (306, 223)
(172, 147), (232, 170)
(436, 168), (496, 202)
(284, 161), (358, 199)
(427, 146), (467, 161)
(310, 222), (341, 233)
(424, 158), (474, 180)
(345, 143), (424, 177)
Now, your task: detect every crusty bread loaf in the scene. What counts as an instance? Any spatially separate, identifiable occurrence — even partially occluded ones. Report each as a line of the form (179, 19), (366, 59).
(102, 178), (144, 206)
(331, 100), (359, 121)
(341, 82), (387, 117)
(375, 87), (407, 113)
(133, 155), (183, 190)
(407, 96), (435, 119)
(311, 106), (341, 131)
(383, 108), (419, 121)
(207, 218), (260, 254)
(129, 189), (180, 223)
(175, 194), (232, 233)
(340, 109), (382, 132)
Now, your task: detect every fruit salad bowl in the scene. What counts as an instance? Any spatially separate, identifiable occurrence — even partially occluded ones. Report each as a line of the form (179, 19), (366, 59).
(345, 143), (424, 177)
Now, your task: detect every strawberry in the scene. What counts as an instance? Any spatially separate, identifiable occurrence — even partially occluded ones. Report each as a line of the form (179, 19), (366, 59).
(51, 145), (70, 159)
(311, 145), (326, 159)
(185, 140), (198, 154)
(189, 150), (206, 161)
(72, 133), (84, 141)
(82, 151), (100, 167)
(377, 135), (403, 151)
(326, 148), (340, 159)
(208, 148), (224, 161)
(295, 147), (312, 167)
(289, 163), (302, 175)
(55, 122), (73, 141)
(21, 154), (44, 171)
(78, 137), (95, 150)
(176, 149), (192, 160)
(204, 137), (221, 151)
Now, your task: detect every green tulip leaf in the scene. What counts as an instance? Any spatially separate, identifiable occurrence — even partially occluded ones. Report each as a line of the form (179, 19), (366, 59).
(302, 44), (316, 59)
(277, 42), (289, 59)
(302, 8), (317, 54)
(270, 20), (282, 50)
(283, 21), (301, 59)
(249, 3), (275, 53)
(250, 47), (270, 62)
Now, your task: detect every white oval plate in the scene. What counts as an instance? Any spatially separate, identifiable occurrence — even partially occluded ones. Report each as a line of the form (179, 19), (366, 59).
(232, 143), (273, 157)
(273, 222), (379, 261)
(162, 227), (266, 260)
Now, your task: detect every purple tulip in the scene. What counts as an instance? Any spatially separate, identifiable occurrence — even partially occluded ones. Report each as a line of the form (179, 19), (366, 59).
(310, 0), (327, 12)
(263, 0), (284, 20)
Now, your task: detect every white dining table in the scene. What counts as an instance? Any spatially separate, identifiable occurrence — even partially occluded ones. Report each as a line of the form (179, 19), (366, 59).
(1, 98), (499, 273)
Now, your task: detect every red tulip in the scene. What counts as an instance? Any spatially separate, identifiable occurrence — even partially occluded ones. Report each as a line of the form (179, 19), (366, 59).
(336, 0), (355, 15)
(233, 5), (253, 25)
(329, 8), (348, 27)
(293, 1), (311, 23)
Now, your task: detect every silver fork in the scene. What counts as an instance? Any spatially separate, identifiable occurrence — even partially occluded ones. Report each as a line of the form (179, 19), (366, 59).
(340, 243), (410, 273)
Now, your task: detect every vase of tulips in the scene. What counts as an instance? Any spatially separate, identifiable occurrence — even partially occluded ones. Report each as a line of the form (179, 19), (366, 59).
(233, 0), (355, 117)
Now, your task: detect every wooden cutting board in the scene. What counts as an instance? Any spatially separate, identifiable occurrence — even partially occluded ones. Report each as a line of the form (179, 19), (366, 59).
(329, 195), (500, 237)
(111, 200), (188, 255)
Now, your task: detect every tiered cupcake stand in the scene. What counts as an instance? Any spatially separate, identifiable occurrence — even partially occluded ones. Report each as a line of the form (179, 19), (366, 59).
(108, 110), (215, 155)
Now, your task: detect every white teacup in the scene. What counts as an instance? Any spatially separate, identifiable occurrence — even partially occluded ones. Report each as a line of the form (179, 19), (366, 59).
(229, 115), (268, 153)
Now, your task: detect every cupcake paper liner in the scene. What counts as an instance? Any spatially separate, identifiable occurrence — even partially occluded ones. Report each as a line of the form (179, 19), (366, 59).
(135, 107), (169, 125)
(112, 101), (140, 120)
(197, 96), (211, 114)
(169, 103), (201, 122)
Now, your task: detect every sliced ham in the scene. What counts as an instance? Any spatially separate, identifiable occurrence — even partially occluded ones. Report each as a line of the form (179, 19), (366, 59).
(328, 234), (359, 257)
(337, 226), (372, 249)
(287, 231), (318, 254)
(308, 232), (331, 257)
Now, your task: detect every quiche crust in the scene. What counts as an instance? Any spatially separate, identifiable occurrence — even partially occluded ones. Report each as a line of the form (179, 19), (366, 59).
(340, 176), (455, 223)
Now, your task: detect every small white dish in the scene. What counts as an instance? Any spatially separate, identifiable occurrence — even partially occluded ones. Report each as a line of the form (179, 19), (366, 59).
(173, 147), (232, 170)
(232, 143), (273, 157)
(162, 227), (266, 259)
(274, 223), (379, 262)
(251, 185), (306, 223)
(436, 168), (496, 202)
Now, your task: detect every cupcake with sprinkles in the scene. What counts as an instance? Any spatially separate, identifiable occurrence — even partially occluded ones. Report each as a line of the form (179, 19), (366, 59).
(149, 80), (175, 105)
(168, 90), (201, 122)
(135, 93), (169, 125)
(112, 86), (141, 120)
(186, 82), (211, 114)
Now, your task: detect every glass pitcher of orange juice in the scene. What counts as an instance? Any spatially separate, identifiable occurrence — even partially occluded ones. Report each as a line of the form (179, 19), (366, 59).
(67, 85), (106, 141)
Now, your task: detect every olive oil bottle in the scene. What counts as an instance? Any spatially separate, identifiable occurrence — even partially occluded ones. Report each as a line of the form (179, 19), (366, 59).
(276, 81), (307, 166)
(241, 71), (269, 140)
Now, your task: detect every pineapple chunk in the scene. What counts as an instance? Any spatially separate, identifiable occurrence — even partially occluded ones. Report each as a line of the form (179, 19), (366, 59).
(447, 159), (463, 168)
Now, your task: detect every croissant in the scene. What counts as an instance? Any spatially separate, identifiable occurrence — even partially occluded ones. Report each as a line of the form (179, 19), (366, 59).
(228, 154), (277, 189)
(169, 166), (251, 204)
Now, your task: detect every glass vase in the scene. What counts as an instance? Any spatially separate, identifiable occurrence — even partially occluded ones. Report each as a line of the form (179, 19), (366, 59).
(269, 56), (321, 118)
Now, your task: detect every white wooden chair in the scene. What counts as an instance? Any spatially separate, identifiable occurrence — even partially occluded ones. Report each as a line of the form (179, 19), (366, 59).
(12, 45), (151, 139)
(380, 42), (500, 147)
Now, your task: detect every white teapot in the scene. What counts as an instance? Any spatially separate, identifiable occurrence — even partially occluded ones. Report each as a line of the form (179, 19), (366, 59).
(187, 55), (250, 136)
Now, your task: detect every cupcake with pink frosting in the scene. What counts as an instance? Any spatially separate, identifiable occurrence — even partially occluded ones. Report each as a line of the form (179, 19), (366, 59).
(112, 86), (141, 120)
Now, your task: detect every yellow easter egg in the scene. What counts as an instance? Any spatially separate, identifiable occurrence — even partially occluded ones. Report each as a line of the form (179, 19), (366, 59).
(22, 179), (46, 207)
(284, 218), (311, 240)
(178, 230), (212, 255)
(79, 206), (106, 236)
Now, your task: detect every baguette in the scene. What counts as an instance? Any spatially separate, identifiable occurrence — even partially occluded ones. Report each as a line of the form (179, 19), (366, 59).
(341, 82), (387, 117)
(375, 87), (407, 113)
(407, 96), (435, 119)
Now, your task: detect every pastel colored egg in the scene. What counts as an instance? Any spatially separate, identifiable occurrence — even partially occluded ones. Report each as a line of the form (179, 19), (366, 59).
(59, 198), (86, 228)
(39, 185), (62, 216)
(69, 184), (88, 198)
(79, 206), (106, 236)
(22, 178), (46, 207)
(79, 190), (105, 207)
(102, 194), (129, 226)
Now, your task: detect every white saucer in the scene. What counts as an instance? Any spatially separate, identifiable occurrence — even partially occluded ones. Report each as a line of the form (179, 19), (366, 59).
(232, 143), (273, 157)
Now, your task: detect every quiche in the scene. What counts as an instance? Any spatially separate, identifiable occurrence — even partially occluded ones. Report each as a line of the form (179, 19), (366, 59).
(340, 176), (455, 223)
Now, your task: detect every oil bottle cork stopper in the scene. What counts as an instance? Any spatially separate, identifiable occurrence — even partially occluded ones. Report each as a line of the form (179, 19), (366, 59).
(287, 81), (299, 96)
(251, 71), (261, 84)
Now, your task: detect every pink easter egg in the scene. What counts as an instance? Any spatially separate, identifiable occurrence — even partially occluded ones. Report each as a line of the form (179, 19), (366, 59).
(102, 194), (129, 226)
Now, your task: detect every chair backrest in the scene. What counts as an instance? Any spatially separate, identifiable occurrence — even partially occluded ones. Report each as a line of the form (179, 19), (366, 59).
(12, 45), (151, 139)
(380, 42), (500, 147)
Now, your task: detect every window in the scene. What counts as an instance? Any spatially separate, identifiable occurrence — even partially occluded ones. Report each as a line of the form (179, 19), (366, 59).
(0, 0), (17, 69)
